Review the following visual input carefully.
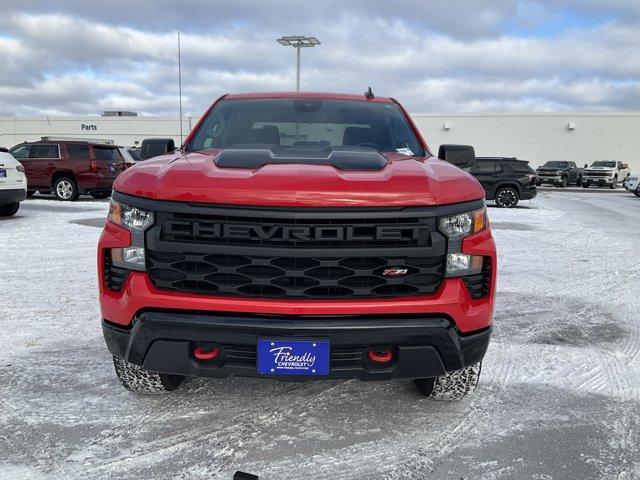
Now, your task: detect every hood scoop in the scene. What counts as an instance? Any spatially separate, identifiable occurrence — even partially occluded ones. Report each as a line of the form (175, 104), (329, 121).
(214, 146), (388, 171)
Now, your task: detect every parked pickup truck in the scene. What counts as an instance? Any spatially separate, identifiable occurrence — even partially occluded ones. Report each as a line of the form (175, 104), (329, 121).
(98, 91), (496, 401)
(582, 160), (631, 189)
(535, 161), (583, 187)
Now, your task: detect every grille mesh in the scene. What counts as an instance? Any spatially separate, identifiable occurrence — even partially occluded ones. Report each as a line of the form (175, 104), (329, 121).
(148, 251), (444, 298)
(146, 208), (446, 299)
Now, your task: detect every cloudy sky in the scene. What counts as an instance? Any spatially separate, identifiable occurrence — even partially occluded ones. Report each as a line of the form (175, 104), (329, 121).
(0, 0), (638, 116)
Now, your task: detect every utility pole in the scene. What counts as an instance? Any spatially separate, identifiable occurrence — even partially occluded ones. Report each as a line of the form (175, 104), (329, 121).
(277, 36), (321, 91)
(178, 32), (183, 146)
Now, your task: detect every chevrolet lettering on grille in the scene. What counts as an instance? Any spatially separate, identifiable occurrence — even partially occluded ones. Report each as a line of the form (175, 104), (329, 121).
(164, 220), (433, 244)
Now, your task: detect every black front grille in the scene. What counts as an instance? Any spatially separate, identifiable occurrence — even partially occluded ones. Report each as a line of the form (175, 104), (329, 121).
(146, 207), (447, 299)
(147, 251), (444, 298)
(463, 258), (492, 299)
(104, 253), (129, 291)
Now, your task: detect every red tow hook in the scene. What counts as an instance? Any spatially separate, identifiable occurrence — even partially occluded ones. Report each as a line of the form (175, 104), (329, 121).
(368, 348), (393, 364)
(194, 345), (220, 360)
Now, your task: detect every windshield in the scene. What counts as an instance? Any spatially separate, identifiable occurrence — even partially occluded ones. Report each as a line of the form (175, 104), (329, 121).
(543, 161), (568, 168)
(591, 161), (616, 168)
(186, 98), (424, 156)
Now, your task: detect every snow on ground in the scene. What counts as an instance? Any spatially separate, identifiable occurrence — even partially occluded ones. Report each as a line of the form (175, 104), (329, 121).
(0, 191), (639, 480)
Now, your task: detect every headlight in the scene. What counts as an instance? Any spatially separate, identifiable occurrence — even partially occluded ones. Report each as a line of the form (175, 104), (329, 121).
(438, 208), (486, 238)
(109, 199), (154, 230)
(446, 253), (483, 277)
(107, 199), (154, 272)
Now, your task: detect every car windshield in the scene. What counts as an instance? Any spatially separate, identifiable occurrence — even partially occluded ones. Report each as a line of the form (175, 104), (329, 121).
(543, 161), (568, 168)
(591, 161), (616, 168)
(186, 98), (424, 156)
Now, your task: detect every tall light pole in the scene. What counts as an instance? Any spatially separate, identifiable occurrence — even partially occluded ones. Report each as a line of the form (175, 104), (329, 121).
(177, 32), (183, 146)
(277, 36), (321, 91)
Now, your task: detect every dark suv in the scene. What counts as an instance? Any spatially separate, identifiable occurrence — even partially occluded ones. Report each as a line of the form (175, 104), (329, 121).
(9, 139), (126, 201)
(470, 157), (537, 208)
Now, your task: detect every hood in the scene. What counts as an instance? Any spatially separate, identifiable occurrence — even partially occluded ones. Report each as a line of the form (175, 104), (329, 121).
(113, 149), (484, 207)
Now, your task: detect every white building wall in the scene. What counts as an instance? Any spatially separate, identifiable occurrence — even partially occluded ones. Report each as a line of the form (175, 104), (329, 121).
(413, 113), (640, 172)
(1, 112), (640, 172)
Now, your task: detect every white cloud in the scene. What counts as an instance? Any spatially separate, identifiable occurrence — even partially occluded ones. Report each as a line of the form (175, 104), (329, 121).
(0, 1), (639, 116)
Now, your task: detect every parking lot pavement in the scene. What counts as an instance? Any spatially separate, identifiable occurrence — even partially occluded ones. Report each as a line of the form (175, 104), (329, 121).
(1, 191), (639, 480)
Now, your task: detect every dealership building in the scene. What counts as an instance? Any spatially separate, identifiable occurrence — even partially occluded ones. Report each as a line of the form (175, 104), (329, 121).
(1, 112), (639, 171)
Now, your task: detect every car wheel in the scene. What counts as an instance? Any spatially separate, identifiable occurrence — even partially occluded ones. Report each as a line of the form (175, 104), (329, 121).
(582, 182), (590, 188)
(0, 202), (20, 217)
(576, 176), (582, 186)
(609, 176), (617, 189)
(635, 185), (640, 197)
(494, 187), (519, 208)
(90, 191), (110, 199)
(560, 176), (567, 188)
(112, 357), (184, 394)
(415, 362), (481, 400)
(53, 177), (79, 201)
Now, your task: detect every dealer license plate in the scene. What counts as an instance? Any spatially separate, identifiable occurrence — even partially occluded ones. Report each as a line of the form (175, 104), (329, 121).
(257, 339), (330, 376)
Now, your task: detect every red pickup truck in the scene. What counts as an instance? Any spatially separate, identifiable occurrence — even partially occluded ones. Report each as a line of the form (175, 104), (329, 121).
(98, 92), (496, 401)
(10, 139), (127, 200)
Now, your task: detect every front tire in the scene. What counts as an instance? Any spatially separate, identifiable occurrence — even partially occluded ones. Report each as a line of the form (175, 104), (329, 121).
(54, 177), (79, 201)
(494, 186), (519, 208)
(609, 176), (618, 190)
(112, 357), (184, 394)
(0, 202), (20, 217)
(560, 176), (568, 188)
(582, 182), (590, 188)
(635, 185), (640, 197)
(415, 362), (481, 400)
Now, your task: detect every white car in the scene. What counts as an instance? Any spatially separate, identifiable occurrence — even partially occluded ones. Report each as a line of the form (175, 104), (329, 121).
(623, 173), (640, 195)
(0, 148), (27, 216)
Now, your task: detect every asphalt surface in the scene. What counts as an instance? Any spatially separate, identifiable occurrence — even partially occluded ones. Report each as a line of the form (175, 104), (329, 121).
(0, 190), (638, 479)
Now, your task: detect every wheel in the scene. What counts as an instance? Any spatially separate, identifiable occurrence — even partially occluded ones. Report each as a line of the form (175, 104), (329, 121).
(0, 202), (20, 217)
(576, 176), (582, 186)
(635, 185), (640, 197)
(415, 362), (481, 400)
(26, 191), (36, 198)
(560, 176), (567, 188)
(582, 182), (590, 188)
(53, 176), (79, 201)
(494, 187), (519, 208)
(90, 191), (110, 199)
(112, 357), (184, 394)
(609, 176), (617, 190)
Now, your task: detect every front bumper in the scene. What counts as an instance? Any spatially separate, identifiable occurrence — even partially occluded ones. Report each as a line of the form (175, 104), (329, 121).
(536, 175), (563, 185)
(582, 176), (615, 185)
(0, 188), (27, 204)
(520, 185), (537, 200)
(103, 312), (491, 380)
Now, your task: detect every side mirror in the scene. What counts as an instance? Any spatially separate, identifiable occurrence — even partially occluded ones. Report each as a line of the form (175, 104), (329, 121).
(438, 144), (476, 169)
(140, 138), (176, 160)
(622, 163), (629, 169)
(0, 147), (8, 153)
(584, 164), (588, 168)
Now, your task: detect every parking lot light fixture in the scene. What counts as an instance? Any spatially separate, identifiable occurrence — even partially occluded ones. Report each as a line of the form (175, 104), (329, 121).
(276, 35), (321, 91)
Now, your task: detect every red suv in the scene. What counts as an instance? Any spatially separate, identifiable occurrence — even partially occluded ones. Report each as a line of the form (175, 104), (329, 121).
(10, 139), (127, 200)
(98, 92), (496, 400)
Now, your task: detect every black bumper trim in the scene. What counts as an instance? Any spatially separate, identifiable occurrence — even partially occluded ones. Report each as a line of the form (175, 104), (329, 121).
(102, 312), (491, 381)
(0, 188), (27, 203)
